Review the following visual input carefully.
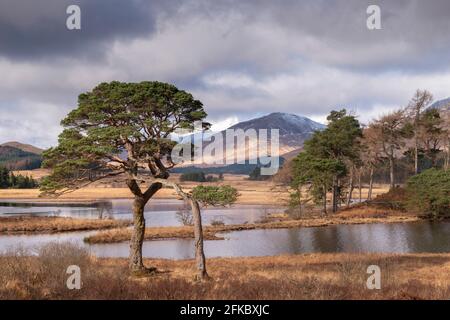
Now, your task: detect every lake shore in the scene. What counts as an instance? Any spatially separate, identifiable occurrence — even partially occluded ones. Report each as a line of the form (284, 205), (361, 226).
(1, 247), (448, 299)
(0, 216), (131, 235)
(0, 176), (390, 206)
(85, 206), (422, 244)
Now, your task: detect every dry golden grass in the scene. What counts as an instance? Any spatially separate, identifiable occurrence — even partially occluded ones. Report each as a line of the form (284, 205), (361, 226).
(1, 243), (448, 299)
(0, 216), (131, 234)
(13, 169), (50, 180)
(0, 179), (390, 207)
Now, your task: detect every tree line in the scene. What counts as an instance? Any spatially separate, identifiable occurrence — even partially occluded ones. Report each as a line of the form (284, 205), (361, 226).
(180, 171), (224, 182)
(290, 89), (450, 216)
(0, 166), (38, 189)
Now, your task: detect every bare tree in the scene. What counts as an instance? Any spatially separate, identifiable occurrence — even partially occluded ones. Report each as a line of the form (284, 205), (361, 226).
(361, 126), (384, 200)
(441, 111), (450, 170)
(370, 110), (408, 190)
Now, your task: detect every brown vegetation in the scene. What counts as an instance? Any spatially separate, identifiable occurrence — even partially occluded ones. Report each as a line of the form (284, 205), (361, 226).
(0, 216), (131, 235)
(0, 243), (448, 300)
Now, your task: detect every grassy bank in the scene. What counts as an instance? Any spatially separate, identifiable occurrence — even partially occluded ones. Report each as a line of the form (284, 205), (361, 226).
(0, 243), (448, 299)
(85, 207), (421, 244)
(0, 216), (131, 235)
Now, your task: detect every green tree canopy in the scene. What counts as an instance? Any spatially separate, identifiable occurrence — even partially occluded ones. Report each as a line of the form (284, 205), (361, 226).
(291, 152), (346, 213)
(405, 168), (450, 217)
(41, 81), (208, 195)
(291, 109), (362, 213)
(191, 185), (239, 207)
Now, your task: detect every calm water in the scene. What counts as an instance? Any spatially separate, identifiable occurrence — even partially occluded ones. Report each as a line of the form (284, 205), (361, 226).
(0, 221), (448, 259)
(0, 199), (278, 226)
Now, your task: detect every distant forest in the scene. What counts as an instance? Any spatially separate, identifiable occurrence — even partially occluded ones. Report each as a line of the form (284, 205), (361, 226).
(0, 146), (42, 170)
(0, 167), (38, 189)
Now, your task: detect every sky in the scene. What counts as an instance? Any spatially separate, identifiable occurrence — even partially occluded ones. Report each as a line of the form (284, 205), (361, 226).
(1, 0), (450, 148)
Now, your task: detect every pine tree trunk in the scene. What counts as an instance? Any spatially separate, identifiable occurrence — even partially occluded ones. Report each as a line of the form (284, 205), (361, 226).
(445, 147), (450, 170)
(298, 186), (303, 218)
(358, 170), (362, 203)
(127, 181), (162, 275)
(346, 166), (354, 207)
(368, 167), (374, 201)
(129, 196), (147, 273)
(189, 198), (209, 280)
(414, 142), (419, 174)
(323, 185), (327, 215)
(389, 156), (395, 190)
(331, 176), (339, 213)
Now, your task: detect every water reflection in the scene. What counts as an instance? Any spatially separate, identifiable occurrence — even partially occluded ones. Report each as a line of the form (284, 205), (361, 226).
(136, 221), (449, 259)
(0, 199), (279, 226)
(0, 217), (448, 259)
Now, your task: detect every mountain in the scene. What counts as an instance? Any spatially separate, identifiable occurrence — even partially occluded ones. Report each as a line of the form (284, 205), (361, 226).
(428, 97), (450, 123)
(1, 141), (44, 155)
(429, 97), (450, 112)
(228, 112), (325, 153)
(0, 142), (43, 170)
(174, 112), (324, 173)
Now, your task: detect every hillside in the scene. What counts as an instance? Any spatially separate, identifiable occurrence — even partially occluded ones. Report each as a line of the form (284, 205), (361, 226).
(0, 143), (43, 170)
(0, 141), (43, 155)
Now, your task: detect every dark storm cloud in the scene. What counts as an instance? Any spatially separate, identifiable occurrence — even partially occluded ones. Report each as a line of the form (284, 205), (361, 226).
(2, 0), (450, 147)
(0, 0), (179, 61)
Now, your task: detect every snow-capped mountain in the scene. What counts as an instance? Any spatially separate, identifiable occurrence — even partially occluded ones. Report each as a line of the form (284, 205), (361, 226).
(228, 112), (325, 152)
(429, 97), (450, 113)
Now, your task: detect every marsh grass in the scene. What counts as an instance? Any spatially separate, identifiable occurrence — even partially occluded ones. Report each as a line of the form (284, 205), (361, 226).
(0, 216), (131, 235)
(0, 243), (448, 300)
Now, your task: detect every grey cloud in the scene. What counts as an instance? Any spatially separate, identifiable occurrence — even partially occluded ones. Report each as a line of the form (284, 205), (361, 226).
(0, 0), (179, 61)
(2, 0), (450, 147)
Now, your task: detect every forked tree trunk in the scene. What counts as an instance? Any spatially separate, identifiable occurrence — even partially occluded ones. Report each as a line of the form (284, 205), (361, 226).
(189, 198), (209, 280)
(128, 181), (162, 275)
(129, 196), (146, 273)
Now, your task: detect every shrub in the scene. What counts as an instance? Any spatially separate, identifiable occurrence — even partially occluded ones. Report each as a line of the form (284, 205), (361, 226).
(210, 219), (225, 226)
(370, 186), (407, 211)
(405, 168), (450, 217)
(180, 171), (206, 182)
(191, 185), (239, 207)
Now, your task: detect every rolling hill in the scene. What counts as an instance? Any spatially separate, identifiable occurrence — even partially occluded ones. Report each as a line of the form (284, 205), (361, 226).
(0, 142), (43, 170)
(1, 141), (43, 155)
